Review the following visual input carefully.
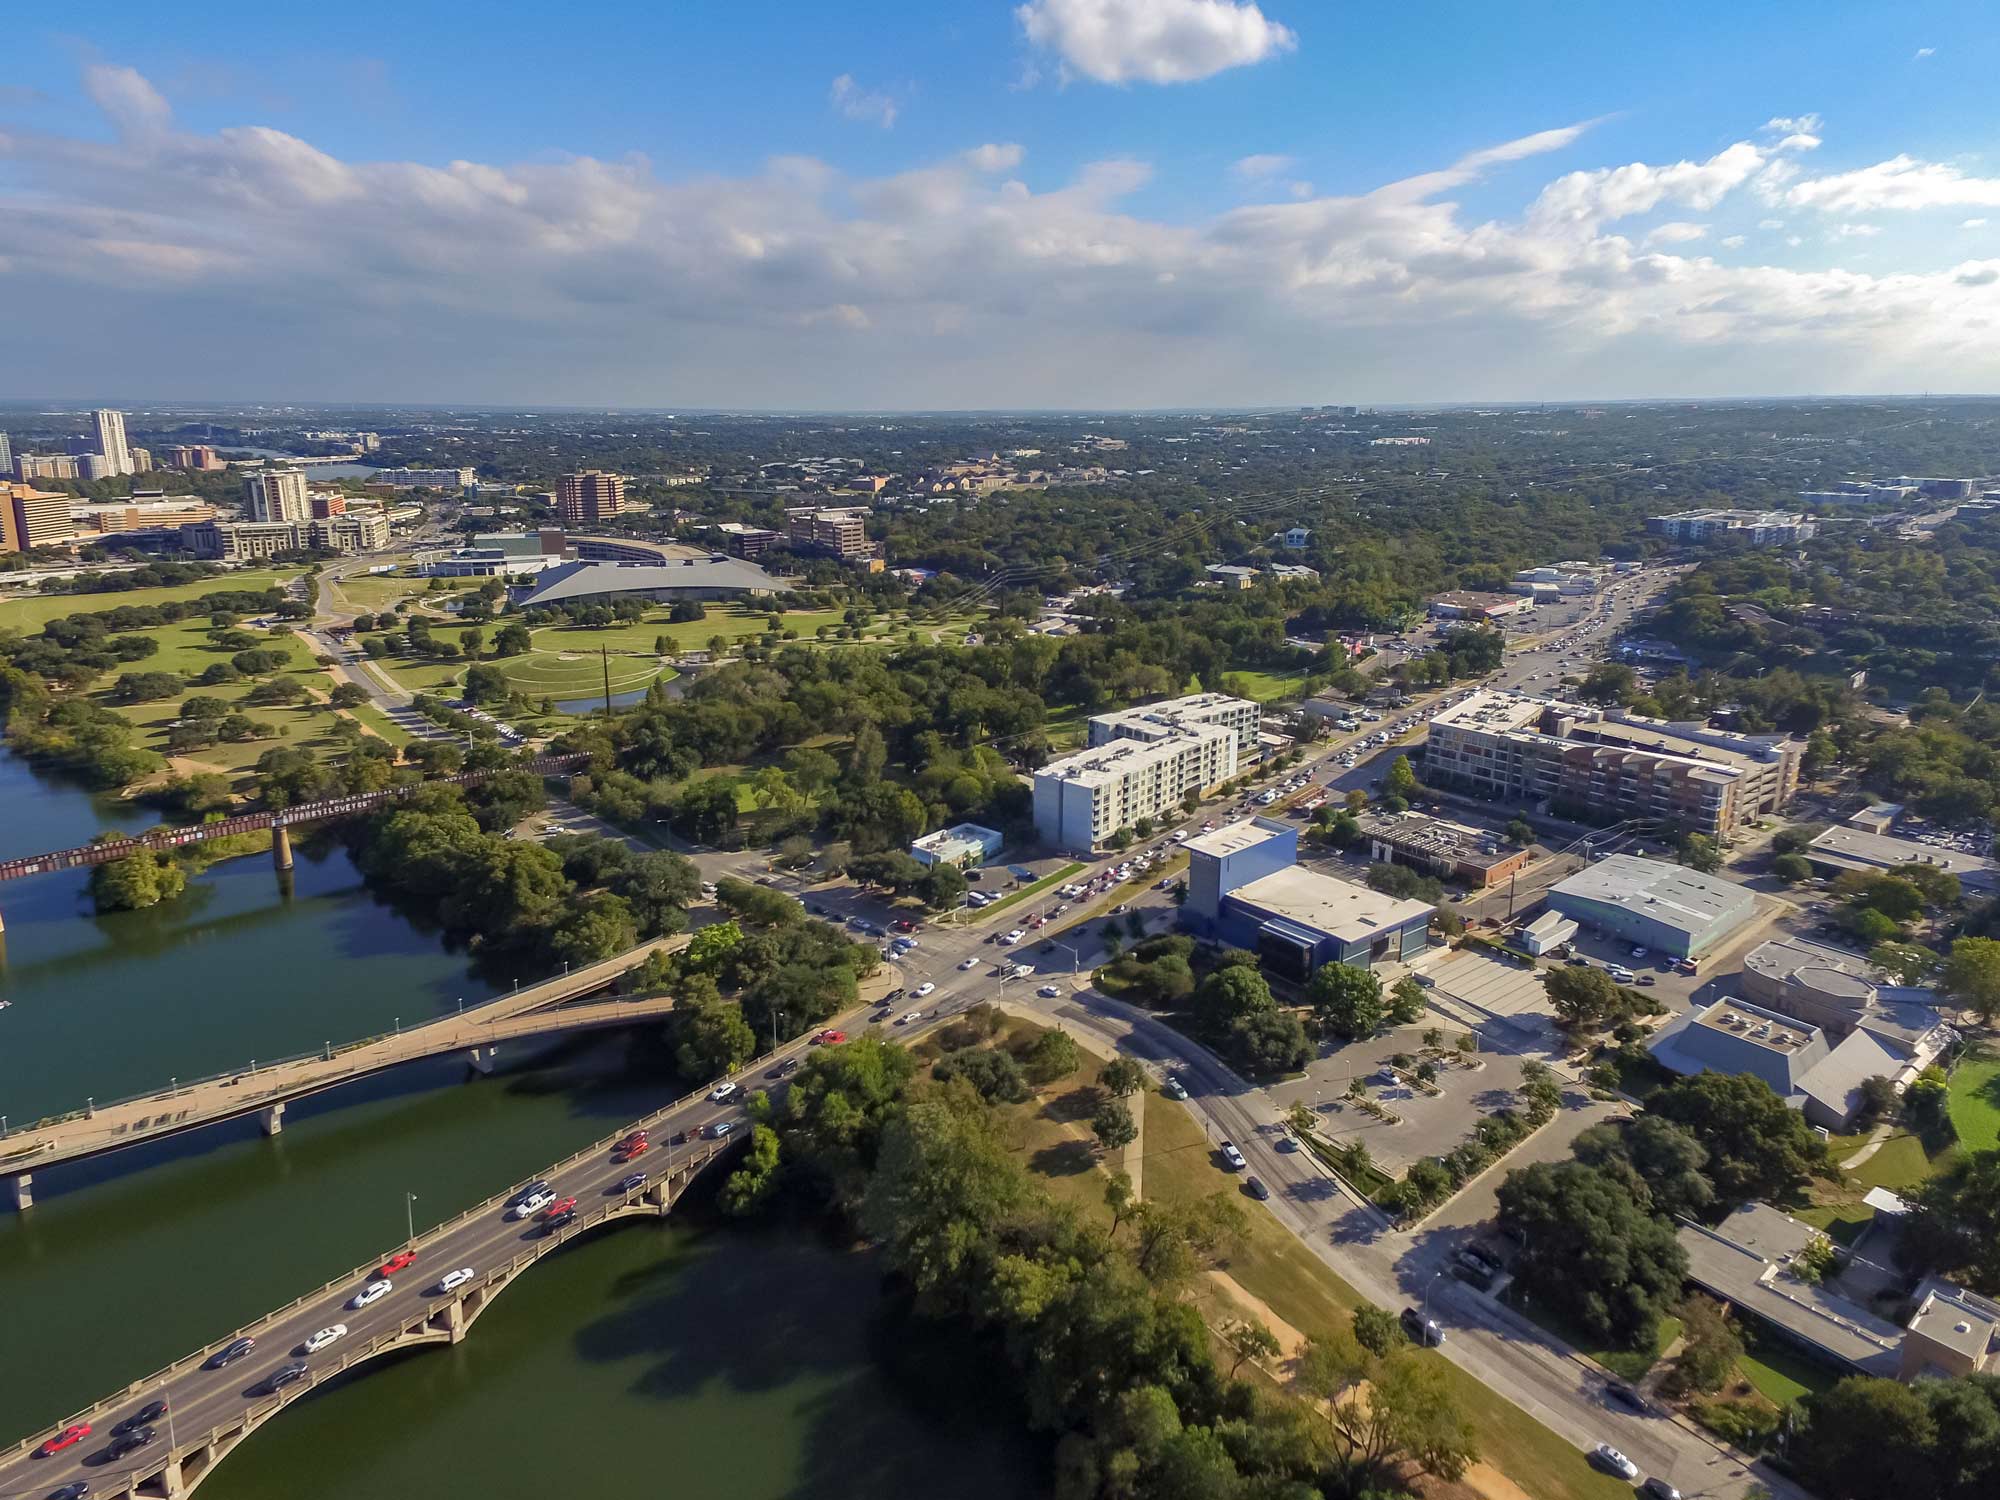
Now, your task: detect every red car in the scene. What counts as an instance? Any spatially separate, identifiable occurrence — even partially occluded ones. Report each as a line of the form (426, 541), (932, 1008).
(36, 1424), (91, 1458)
(614, 1139), (650, 1161)
(893, 919), (917, 933)
(812, 1029), (847, 1046)
(614, 1130), (647, 1153)
(542, 1195), (577, 1218)
(378, 1250), (418, 1277)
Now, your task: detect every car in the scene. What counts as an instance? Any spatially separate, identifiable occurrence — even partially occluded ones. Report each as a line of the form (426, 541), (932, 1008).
(913, 981), (935, 997)
(1606, 1382), (1650, 1414)
(614, 1134), (652, 1161)
(1608, 966), (1637, 984)
(1037, 984), (1061, 998)
(509, 1189), (556, 1220)
(898, 1010), (925, 1025)
(543, 1195), (577, 1219)
(808, 903), (827, 916)
(1636, 973), (1656, 986)
(1376, 1065), (1401, 1086)
(1630, 946), (1649, 959)
(1000, 929), (1025, 945)
(813, 1029), (847, 1045)
(1399, 1307), (1446, 1346)
(265, 1361), (309, 1393)
(207, 1336), (256, 1369)
(112, 1401), (167, 1437)
(702, 1119), (735, 1139)
(1219, 1141), (1247, 1170)
(377, 1249), (418, 1277)
(1589, 1444), (1640, 1481)
(617, 1170), (650, 1193)
(1276, 1132), (1298, 1152)
(615, 1129), (648, 1150)
(543, 1207), (577, 1232)
(1451, 1259), (1494, 1290)
(708, 1081), (739, 1103)
(104, 1426), (158, 1460)
(1245, 1176), (1272, 1201)
(350, 1279), (393, 1309)
(1161, 1076), (1189, 1100)
(436, 1267), (477, 1294)
(766, 1057), (801, 1080)
(1638, 1479), (1681, 1500)
(303, 1324), (348, 1354)
(35, 1425), (91, 1458)
(893, 918), (917, 932)
(47, 1484), (91, 1500)
(958, 956), (979, 970)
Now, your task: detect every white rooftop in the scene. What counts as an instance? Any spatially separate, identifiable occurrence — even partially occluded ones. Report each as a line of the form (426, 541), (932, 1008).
(1228, 866), (1434, 943)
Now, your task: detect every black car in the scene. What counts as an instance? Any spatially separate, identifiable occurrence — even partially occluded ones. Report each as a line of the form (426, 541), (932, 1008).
(544, 1207), (578, 1233)
(104, 1426), (157, 1460)
(1606, 1382), (1650, 1414)
(266, 1361), (309, 1393)
(208, 1336), (255, 1369)
(1398, 1307), (1445, 1347)
(616, 1171), (648, 1193)
(1244, 1177), (1271, 1201)
(776, 1057), (801, 1077)
(48, 1484), (90, 1500)
(112, 1400), (166, 1437)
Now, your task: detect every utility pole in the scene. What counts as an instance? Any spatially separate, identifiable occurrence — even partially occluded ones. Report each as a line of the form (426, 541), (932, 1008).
(601, 645), (613, 719)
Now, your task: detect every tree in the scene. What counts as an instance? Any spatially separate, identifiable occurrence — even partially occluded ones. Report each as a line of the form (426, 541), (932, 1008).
(1668, 1295), (1743, 1396)
(1573, 1114), (1715, 1220)
(1869, 941), (1940, 985)
(663, 991), (756, 1083)
(1841, 905), (1903, 945)
(915, 862), (967, 912)
(1650, 1071), (1828, 1206)
(1797, 1378), (1940, 1500)
(1294, 1330), (1476, 1492)
(1310, 962), (1385, 1041)
(1225, 1009), (1312, 1075)
(1351, 1303), (1405, 1357)
(1092, 1097), (1138, 1152)
(1496, 1159), (1690, 1347)
(1942, 937), (2000, 1023)
(88, 849), (189, 912)
(860, 1099), (1028, 1296)
(328, 682), (369, 709)
(1504, 815), (1535, 847)
(1387, 974), (1428, 1025)
(1384, 754), (1420, 803)
(1223, 1317), (1282, 1377)
(672, 777), (741, 845)
(1100, 1057), (1148, 1098)
(1286, 1100), (1319, 1138)
(719, 1123), (782, 1215)
(1025, 1028), (1082, 1084)
(931, 1046), (1029, 1104)
(1906, 1148), (2000, 1295)
(546, 890), (639, 966)
(1678, 833), (1722, 873)
(1542, 964), (1632, 1028)
(462, 663), (510, 704)
(1193, 965), (1275, 1029)
(1772, 852), (1813, 884)
(713, 876), (801, 929)
(490, 621), (533, 657)
(1104, 1170), (1136, 1235)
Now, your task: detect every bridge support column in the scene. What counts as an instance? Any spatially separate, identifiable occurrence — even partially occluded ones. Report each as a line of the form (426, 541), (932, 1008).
(272, 824), (294, 871)
(445, 1296), (468, 1344)
(259, 1102), (285, 1137)
(466, 1045), (497, 1076)
(5, 1172), (30, 1212)
(161, 1452), (188, 1498)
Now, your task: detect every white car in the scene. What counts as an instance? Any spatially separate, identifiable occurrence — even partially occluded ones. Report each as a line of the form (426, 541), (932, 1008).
(1590, 1444), (1640, 1481)
(1161, 1076), (1189, 1100)
(1012, 964), (1034, 979)
(436, 1268), (476, 1294)
(913, 981), (936, 997)
(958, 956), (979, 970)
(350, 1279), (393, 1309)
(509, 1190), (555, 1220)
(898, 1009), (925, 1025)
(708, 1080), (739, 1103)
(1037, 984), (1061, 998)
(1608, 966), (1637, 984)
(303, 1324), (348, 1353)
(1000, 929), (1025, 945)
(1220, 1142), (1247, 1170)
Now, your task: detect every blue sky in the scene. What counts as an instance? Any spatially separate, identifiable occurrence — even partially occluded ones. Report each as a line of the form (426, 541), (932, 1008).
(5, 1), (2000, 406)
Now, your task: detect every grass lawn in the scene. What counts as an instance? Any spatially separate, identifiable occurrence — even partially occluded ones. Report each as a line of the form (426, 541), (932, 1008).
(326, 571), (429, 613)
(376, 656), (470, 696)
(1801, 1128), (1954, 1243)
(1949, 1046), (2000, 1153)
(491, 652), (675, 702)
(1516, 1298), (1679, 1384)
(343, 700), (414, 747)
(1139, 1095), (1632, 1500)
(1224, 668), (1311, 704)
(0, 568), (301, 633)
(1736, 1325), (1836, 1408)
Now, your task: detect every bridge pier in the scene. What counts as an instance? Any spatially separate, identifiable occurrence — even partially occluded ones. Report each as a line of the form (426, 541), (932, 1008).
(259, 1102), (285, 1137)
(466, 1045), (497, 1076)
(271, 824), (294, 871)
(444, 1296), (468, 1344)
(5, 1172), (30, 1212)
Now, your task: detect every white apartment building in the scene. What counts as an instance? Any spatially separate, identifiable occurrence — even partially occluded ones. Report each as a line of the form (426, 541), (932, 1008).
(92, 409), (132, 476)
(244, 468), (309, 523)
(371, 466), (476, 489)
(1035, 692), (1259, 851)
(1646, 510), (1817, 545)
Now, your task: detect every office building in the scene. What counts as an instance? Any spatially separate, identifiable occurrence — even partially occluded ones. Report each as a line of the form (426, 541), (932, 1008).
(1646, 510), (1817, 545)
(1360, 814), (1534, 889)
(1181, 818), (1433, 979)
(910, 823), (1004, 869)
(244, 468), (309, 523)
(785, 506), (872, 558)
(1545, 855), (1755, 961)
(6, 483), (74, 548)
(1801, 825), (1999, 893)
(371, 466), (477, 489)
(166, 444), (224, 471)
(180, 511), (390, 561)
(556, 470), (629, 527)
(0, 431), (10, 475)
(706, 521), (784, 559)
(14, 453), (79, 482)
(1423, 691), (1801, 839)
(92, 409), (132, 476)
(71, 500), (218, 536)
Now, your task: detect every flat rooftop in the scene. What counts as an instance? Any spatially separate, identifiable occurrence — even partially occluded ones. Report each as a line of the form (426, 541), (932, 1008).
(1807, 825), (2000, 886)
(1745, 935), (1879, 1004)
(1362, 813), (1517, 866)
(1551, 854), (1753, 936)
(1684, 998), (1821, 1059)
(1228, 866), (1433, 943)
(1186, 817), (1290, 859)
(1037, 726), (1231, 788)
(1429, 690), (1561, 734)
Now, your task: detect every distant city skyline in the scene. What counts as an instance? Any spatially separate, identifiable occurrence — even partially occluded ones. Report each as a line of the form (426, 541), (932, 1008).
(4, 2), (1999, 407)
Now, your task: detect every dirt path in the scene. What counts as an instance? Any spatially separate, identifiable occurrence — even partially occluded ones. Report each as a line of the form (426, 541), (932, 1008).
(1205, 1269), (1309, 1362)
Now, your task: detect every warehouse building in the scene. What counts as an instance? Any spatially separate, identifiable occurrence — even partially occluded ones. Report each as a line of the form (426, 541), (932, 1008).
(514, 556), (782, 610)
(1545, 855), (1756, 960)
(1803, 825), (2000, 893)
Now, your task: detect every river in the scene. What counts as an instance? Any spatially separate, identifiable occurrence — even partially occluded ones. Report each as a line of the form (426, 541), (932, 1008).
(0, 749), (1043, 1498)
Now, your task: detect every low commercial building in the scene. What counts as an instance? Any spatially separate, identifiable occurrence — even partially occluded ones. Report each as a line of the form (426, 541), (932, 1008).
(1647, 996), (1914, 1130)
(1519, 910), (1579, 956)
(1646, 510), (1817, 545)
(1546, 855), (1755, 960)
(706, 521), (783, 559)
(1803, 825), (2000, 893)
(1204, 563), (1259, 590)
(1510, 565), (1600, 596)
(1424, 691), (1801, 839)
(514, 556), (782, 610)
(1361, 814), (1533, 889)
(1180, 818), (1432, 979)
(910, 823), (1003, 869)
(1741, 936), (1954, 1061)
(1426, 590), (1532, 622)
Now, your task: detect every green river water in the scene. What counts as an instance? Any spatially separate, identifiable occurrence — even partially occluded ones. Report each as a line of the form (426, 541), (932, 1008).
(0, 750), (1041, 1498)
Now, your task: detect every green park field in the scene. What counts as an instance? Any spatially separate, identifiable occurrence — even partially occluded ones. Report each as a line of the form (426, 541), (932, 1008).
(0, 568), (302, 634)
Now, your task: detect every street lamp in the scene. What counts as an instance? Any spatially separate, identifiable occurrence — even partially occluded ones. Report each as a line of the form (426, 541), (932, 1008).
(405, 1191), (418, 1244)
(1422, 1269), (1443, 1329)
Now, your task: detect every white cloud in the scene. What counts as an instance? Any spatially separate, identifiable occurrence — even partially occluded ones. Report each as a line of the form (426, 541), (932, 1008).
(1835, 223), (1882, 238)
(1720, 234), (1746, 248)
(1232, 153), (1293, 180)
(1776, 133), (1821, 152)
(1646, 221), (1709, 245)
(1759, 218), (1786, 230)
(82, 63), (174, 139)
(829, 74), (897, 128)
(1789, 155), (2000, 214)
(964, 143), (1025, 171)
(1764, 114), (1823, 135)
(1287, 180), (1311, 199)
(1965, 218), (1990, 229)
(1787, 235), (1804, 246)
(1016, 0), (1297, 85)
(13, 64), (2000, 407)
(1915, 46), (1936, 60)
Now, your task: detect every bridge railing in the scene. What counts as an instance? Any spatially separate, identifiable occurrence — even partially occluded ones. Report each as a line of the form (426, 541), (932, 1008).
(0, 936), (679, 1150)
(5, 1071), (742, 1462)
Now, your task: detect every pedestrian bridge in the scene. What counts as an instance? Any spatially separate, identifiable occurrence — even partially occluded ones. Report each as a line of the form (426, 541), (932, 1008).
(0, 934), (688, 1209)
